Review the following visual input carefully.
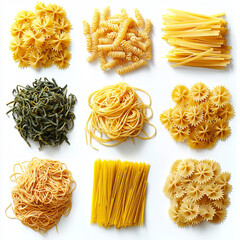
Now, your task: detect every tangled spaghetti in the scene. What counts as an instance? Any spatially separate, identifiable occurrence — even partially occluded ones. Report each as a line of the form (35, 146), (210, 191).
(6, 157), (76, 233)
(85, 82), (156, 149)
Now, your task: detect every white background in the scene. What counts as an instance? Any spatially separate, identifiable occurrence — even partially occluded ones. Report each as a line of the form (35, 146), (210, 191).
(0, 0), (239, 240)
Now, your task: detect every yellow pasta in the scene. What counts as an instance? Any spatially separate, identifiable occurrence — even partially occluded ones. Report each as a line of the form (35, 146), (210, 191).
(160, 83), (234, 149)
(91, 159), (150, 229)
(10, 2), (72, 69)
(162, 9), (231, 69)
(164, 159), (231, 226)
(85, 82), (156, 150)
(83, 7), (151, 74)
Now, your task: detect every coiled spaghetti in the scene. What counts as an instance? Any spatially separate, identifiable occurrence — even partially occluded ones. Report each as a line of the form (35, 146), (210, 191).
(6, 157), (76, 233)
(85, 82), (156, 149)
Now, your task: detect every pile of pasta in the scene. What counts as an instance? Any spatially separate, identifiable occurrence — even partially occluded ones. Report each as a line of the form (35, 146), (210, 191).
(162, 9), (231, 69)
(83, 7), (152, 74)
(6, 157), (76, 233)
(164, 159), (231, 226)
(85, 82), (156, 149)
(91, 159), (150, 228)
(160, 83), (234, 149)
(10, 2), (71, 69)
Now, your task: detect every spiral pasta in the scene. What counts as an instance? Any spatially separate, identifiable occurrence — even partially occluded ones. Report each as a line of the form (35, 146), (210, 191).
(160, 83), (234, 149)
(83, 7), (151, 74)
(164, 159), (231, 226)
(85, 82), (156, 150)
(10, 2), (72, 69)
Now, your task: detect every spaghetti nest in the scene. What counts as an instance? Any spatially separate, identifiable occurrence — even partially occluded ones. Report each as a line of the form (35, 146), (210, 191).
(7, 157), (76, 233)
(86, 82), (156, 149)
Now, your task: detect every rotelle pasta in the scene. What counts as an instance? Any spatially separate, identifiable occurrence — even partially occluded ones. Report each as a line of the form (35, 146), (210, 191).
(6, 157), (76, 233)
(91, 159), (150, 228)
(85, 82), (156, 150)
(10, 2), (71, 69)
(160, 83), (234, 149)
(83, 7), (152, 74)
(162, 9), (231, 69)
(164, 159), (231, 226)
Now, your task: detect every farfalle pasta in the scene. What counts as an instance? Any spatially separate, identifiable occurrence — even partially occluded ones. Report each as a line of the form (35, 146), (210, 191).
(83, 7), (152, 74)
(159, 83), (234, 149)
(10, 2), (71, 69)
(164, 159), (232, 226)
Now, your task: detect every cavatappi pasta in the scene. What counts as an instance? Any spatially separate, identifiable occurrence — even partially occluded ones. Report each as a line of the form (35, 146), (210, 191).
(160, 83), (234, 149)
(91, 159), (150, 228)
(85, 82), (156, 150)
(162, 9), (231, 69)
(164, 159), (231, 226)
(83, 7), (152, 74)
(10, 2), (71, 69)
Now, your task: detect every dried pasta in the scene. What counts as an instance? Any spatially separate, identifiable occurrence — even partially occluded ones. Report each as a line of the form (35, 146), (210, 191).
(162, 9), (231, 69)
(164, 159), (231, 226)
(91, 159), (150, 228)
(85, 82), (156, 150)
(159, 83), (234, 149)
(83, 7), (152, 74)
(10, 2), (72, 69)
(6, 157), (76, 233)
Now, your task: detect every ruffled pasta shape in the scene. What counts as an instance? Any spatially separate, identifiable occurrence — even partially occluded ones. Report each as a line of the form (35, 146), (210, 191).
(171, 107), (189, 129)
(186, 106), (203, 126)
(160, 83), (233, 149)
(10, 3), (71, 69)
(190, 83), (209, 102)
(192, 162), (213, 184)
(177, 159), (195, 178)
(159, 109), (173, 130)
(195, 121), (213, 141)
(164, 159), (231, 226)
(199, 204), (215, 221)
(210, 86), (231, 107)
(213, 120), (231, 140)
(171, 85), (189, 105)
(179, 201), (199, 221)
(170, 126), (189, 142)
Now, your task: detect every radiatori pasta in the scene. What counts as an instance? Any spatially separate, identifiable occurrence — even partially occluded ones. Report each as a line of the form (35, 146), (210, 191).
(83, 7), (152, 74)
(164, 159), (231, 226)
(91, 159), (150, 228)
(10, 2), (71, 69)
(159, 83), (234, 149)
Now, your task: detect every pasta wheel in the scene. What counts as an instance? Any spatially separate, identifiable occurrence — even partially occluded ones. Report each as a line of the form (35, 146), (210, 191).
(217, 103), (234, 121)
(171, 107), (188, 129)
(210, 86), (231, 107)
(171, 85), (189, 105)
(199, 205), (215, 221)
(190, 83), (209, 102)
(170, 126), (189, 142)
(177, 159), (195, 178)
(192, 162), (213, 184)
(186, 106), (203, 126)
(195, 121), (213, 141)
(179, 201), (199, 222)
(213, 120), (231, 140)
(159, 109), (173, 130)
(205, 184), (223, 200)
(186, 182), (204, 201)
